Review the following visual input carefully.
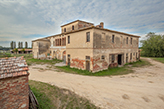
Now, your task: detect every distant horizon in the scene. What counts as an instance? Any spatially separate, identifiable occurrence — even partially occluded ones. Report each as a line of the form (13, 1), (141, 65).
(0, 0), (164, 47)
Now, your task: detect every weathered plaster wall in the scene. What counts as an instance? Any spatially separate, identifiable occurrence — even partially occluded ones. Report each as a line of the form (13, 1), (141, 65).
(78, 22), (93, 29)
(61, 21), (93, 33)
(61, 22), (79, 33)
(32, 41), (39, 59)
(92, 28), (139, 72)
(66, 28), (93, 48)
(0, 76), (29, 109)
(65, 29), (94, 70)
(32, 40), (50, 59)
(66, 49), (93, 71)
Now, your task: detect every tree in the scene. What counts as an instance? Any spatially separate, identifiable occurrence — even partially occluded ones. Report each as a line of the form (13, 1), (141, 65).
(140, 32), (164, 57)
(25, 42), (28, 48)
(13, 48), (18, 54)
(13, 42), (16, 49)
(21, 42), (23, 48)
(21, 48), (25, 53)
(10, 41), (13, 49)
(18, 42), (21, 48)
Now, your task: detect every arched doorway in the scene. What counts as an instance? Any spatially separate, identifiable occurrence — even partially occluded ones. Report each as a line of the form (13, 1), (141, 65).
(63, 51), (66, 63)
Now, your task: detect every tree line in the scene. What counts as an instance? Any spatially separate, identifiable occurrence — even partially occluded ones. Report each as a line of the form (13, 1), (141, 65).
(10, 41), (29, 49)
(140, 32), (164, 57)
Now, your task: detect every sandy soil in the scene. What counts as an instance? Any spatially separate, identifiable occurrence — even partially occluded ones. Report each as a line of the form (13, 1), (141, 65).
(29, 58), (164, 109)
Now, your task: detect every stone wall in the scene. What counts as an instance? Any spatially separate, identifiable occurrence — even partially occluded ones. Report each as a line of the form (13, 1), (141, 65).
(0, 75), (29, 109)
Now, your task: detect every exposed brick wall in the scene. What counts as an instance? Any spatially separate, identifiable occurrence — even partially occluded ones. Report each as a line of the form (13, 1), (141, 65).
(0, 75), (29, 109)
(109, 63), (118, 68)
(71, 58), (85, 69)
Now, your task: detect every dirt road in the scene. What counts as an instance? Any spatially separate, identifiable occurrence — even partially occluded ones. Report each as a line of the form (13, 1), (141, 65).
(29, 58), (164, 109)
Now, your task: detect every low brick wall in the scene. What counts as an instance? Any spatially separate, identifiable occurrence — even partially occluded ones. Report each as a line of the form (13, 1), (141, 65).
(0, 75), (29, 109)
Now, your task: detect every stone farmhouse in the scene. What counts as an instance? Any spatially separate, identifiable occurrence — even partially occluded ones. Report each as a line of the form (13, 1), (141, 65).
(0, 56), (29, 109)
(32, 20), (140, 72)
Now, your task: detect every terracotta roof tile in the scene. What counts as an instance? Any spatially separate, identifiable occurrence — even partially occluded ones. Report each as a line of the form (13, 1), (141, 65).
(0, 56), (29, 79)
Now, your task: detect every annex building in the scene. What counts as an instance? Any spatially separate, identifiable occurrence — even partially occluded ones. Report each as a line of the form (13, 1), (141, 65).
(32, 20), (140, 72)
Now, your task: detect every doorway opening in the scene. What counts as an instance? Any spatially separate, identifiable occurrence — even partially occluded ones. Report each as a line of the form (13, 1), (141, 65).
(86, 61), (90, 71)
(86, 56), (90, 71)
(67, 54), (70, 66)
(118, 54), (122, 65)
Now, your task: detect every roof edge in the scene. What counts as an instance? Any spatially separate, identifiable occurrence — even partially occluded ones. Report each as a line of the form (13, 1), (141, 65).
(61, 20), (94, 27)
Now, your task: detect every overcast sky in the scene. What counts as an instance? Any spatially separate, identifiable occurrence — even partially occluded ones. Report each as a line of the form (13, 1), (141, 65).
(0, 0), (164, 47)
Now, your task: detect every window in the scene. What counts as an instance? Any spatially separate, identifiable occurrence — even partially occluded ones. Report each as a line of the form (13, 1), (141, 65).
(86, 56), (90, 60)
(131, 37), (132, 44)
(130, 53), (132, 60)
(126, 53), (128, 63)
(60, 39), (61, 46)
(112, 54), (115, 63)
(64, 28), (66, 32)
(62, 37), (66, 46)
(72, 25), (74, 30)
(126, 37), (128, 44)
(86, 32), (90, 42)
(101, 55), (105, 60)
(112, 35), (114, 43)
(68, 54), (70, 57)
(68, 36), (70, 44)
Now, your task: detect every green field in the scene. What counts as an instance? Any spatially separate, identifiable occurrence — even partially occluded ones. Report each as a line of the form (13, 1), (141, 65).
(29, 80), (99, 109)
(152, 57), (164, 63)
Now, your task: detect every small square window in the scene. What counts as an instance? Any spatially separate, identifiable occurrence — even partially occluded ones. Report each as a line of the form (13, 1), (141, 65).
(86, 56), (90, 60)
(101, 55), (105, 60)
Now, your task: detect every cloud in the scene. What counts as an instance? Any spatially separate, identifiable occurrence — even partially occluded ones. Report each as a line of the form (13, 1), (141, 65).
(0, 0), (164, 47)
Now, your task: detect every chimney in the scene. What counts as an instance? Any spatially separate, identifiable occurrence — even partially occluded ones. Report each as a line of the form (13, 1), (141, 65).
(100, 22), (104, 28)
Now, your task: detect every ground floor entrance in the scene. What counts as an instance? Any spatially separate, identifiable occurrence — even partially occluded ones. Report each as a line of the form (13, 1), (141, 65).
(118, 54), (122, 65)
(86, 61), (90, 71)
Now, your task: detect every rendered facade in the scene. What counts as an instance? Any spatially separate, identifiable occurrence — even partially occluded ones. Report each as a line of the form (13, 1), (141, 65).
(32, 20), (140, 72)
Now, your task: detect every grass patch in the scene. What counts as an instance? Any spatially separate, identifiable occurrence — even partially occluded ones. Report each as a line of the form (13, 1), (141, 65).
(151, 57), (164, 64)
(57, 66), (132, 76)
(57, 59), (151, 76)
(26, 58), (62, 66)
(125, 59), (152, 67)
(0, 53), (62, 66)
(29, 80), (99, 109)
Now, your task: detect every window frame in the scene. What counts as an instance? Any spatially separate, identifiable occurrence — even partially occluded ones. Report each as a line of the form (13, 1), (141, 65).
(64, 28), (66, 32)
(112, 35), (114, 43)
(68, 36), (70, 44)
(112, 54), (115, 63)
(86, 32), (90, 42)
(72, 25), (74, 30)
(101, 55), (105, 60)
(126, 37), (128, 44)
